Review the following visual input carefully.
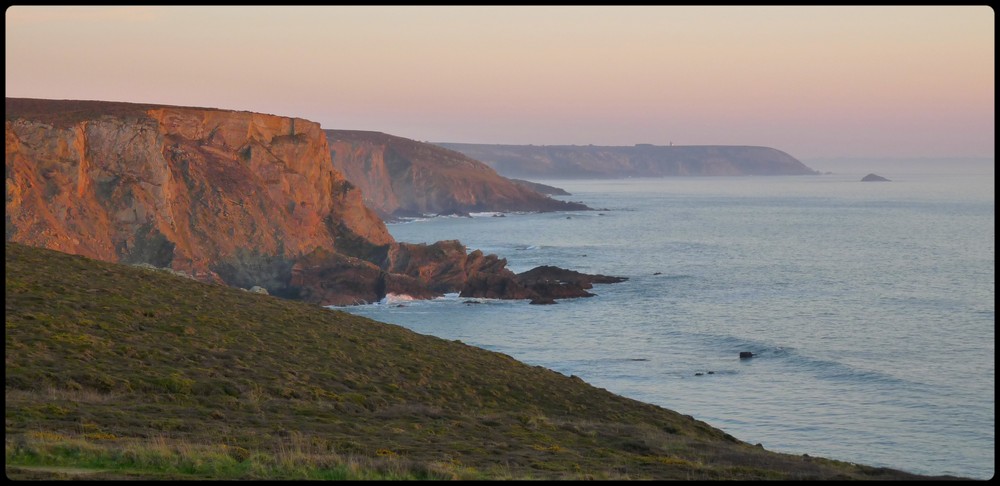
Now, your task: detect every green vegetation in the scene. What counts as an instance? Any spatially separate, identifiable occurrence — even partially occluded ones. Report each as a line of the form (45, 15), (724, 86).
(5, 242), (956, 479)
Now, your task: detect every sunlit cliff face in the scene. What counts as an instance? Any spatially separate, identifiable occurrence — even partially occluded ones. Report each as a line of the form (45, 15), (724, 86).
(5, 99), (594, 306)
(5, 101), (392, 290)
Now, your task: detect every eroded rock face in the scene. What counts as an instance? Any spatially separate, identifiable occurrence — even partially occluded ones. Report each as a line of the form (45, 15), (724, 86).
(460, 250), (535, 300)
(6, 98), (390, 298)
(327, 130), (590, 219)
(386, 242), (535, 300)
(6, 98), (623, 306)
(386, 240), (471, 293)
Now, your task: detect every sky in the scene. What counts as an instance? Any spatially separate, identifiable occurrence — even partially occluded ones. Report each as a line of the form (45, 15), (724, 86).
(5, 6), (995, 160)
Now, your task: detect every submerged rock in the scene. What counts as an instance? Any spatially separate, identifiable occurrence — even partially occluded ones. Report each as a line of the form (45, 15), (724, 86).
(529, 297), (557, 305)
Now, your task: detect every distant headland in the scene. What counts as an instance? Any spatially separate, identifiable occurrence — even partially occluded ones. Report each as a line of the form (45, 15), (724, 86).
(435, 142), (819, 179)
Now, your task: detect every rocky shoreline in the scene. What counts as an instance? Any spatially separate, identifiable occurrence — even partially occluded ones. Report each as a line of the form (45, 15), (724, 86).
(5, 98), (621, 307)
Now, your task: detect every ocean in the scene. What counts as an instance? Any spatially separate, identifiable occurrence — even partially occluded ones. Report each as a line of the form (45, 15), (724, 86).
(336, 159), (995, 479)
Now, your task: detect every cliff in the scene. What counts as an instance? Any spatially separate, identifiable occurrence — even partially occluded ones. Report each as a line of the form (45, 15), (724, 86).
(435, 143), (819, 179)
(5, 98), (397, 303)
(326, 130), (588, 218)
(6, 98), (616, 306)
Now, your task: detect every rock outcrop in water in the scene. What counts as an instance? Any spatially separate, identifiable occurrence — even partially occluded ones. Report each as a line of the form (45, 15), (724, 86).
(435, 142), (819, 179)
(326, 130), (589, 219)
(861, 173), (891, 182)
(6, 98), (620, 305)
(516, 265), (628, 301)
(456, 264), (630, 305)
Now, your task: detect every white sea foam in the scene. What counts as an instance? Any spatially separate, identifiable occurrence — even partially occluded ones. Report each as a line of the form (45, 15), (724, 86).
(381, 293), (418, 304)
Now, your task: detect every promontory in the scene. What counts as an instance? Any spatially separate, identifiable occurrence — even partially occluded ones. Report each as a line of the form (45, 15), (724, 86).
(435, 142), (818, 179)
(5, 98), (608, 306)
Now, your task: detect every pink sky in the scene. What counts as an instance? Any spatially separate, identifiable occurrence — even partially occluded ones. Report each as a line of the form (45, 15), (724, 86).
(5, 6), (994, 159)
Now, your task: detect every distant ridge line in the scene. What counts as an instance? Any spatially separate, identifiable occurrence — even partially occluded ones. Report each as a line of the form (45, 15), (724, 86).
(434, 142), (818, 179)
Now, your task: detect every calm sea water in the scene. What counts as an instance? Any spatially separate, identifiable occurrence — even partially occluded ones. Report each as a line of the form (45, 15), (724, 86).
(337, 160), (995, 479)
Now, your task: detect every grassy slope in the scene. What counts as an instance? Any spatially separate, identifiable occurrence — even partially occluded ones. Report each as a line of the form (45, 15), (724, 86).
(4, 242), (957, 480)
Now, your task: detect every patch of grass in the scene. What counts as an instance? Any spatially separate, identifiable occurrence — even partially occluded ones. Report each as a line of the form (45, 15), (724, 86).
(4, 242), (966, 480)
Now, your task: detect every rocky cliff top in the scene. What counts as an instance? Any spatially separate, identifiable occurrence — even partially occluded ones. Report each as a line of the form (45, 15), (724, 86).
(4, 97), (286, 129)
